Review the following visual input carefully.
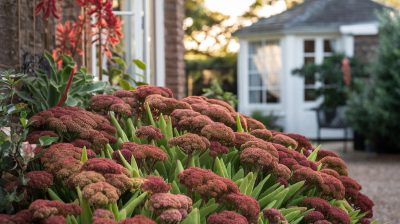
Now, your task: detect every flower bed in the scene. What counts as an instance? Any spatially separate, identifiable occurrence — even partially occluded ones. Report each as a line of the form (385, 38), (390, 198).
(0, 86), (375, 224)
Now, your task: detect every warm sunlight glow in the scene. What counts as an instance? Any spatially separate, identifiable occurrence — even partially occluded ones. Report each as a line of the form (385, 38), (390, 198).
(204, 0), (255, 17)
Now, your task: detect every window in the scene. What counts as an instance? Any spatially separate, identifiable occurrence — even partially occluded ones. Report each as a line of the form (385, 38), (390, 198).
(248, 41), (282, 104)
(303, 38), (336, 101)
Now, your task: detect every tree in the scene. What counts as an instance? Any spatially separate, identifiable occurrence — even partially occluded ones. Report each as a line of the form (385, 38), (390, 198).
(346, 11), (400, 152)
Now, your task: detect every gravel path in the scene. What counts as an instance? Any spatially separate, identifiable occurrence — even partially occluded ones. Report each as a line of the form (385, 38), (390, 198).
(322, 142), (400, 224)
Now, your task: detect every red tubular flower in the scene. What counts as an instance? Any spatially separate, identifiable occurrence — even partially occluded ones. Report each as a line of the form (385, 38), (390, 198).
(178, 167), (239, 200)
(209, 141), (230, 157)
(233, 132), (258, 149)
(133, 86), (174, 102)
(326, 207), (350, 224)
(82, 158), (130, 176)
(300, 197), (331, 214)
(135, 126), (164, 141)
(26, 130), (58, 144)
(26, 171), (53, 191)
(201, 123), (235, 146)
(272, 134), (298, 149)
(90, 95), (132, 116)
(119, 215), (156, 224)
(319, 173), (345, 200)
(141, 176), (171, 194)
(149, 193), (192, 220)
(42, 215), (66, 224)
(317, 149), (339, 161)
(35, 0), (59, 19)
(220, 193), (260, 224)
(244, 116), (266, 131)
(168, 133), (210, 155)
(319, 156), (348, 176)
(145, 94), (191, 116)
(241, 140), (279, 161)
(82, 182), (120, 207)
(304, 211), (325, 223)
(207, 211), (248, 224)
(29, 199), (81, 220)
(263, 208), (287, 224)
(67, 171), (105, 189)
(104, 174), (134, 195)
(240, 147), (276, 172)
(291, 167), (323, 187)
(250, 129), (273, 141)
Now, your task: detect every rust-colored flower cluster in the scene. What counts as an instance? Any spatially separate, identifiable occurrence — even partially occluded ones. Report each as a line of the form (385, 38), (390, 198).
(29, 106), (116, 150)
(148, 193), (192, 223)
(168, 133), (210, 155)
(140, 176), (171, 194)
(207, 211), (248, 224)
(29, 199), (81, 220)
(300, 197), (350, 224)
(219, 193), (260, 224)
(201, 123), (235, 146)
(145, 94), (191, 116)
(263, 208), (287, 224)
(90, 95), (132, 116)
(118, 142), (168, 170)
(171, 109), (213, 134)
(135, 126), (164, 142)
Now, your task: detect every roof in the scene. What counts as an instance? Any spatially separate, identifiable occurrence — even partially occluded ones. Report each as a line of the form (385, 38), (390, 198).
(235, 0), (389, 37)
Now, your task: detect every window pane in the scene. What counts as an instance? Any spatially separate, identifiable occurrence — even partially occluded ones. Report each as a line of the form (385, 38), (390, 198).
(249, 41), (262, 55)
(249, 74), (263, 87)
(304, 40), (315, 53)
(324, 39), (336, 53)
(266, 89), (280, 103)
(304, 88), (317, 101)
(249, 90), (262, 103)
(248, 57), (258, 71)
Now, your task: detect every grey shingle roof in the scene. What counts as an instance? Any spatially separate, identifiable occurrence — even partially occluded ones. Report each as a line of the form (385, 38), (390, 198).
(235, 0), (389, 37)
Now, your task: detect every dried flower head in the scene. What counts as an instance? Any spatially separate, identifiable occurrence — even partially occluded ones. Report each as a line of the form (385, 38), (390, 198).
(250, 129), (273, 141)
(82, 182), (120, 207)
(141, 176), (171, 194)
(135, 126), (164, 141)
(207, 211), (248, 224)
(263, 208), (287, 224)
(201, 123), (235, 145)
(220, 193), (260, 224)
(29, 199), (81, 220)
(168, 133), (210, 155)
(319, 156), (348, 176)
(178, 167), (239, 199)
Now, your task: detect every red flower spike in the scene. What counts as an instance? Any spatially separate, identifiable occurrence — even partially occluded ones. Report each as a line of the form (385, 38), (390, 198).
(35, 0), (59, 19)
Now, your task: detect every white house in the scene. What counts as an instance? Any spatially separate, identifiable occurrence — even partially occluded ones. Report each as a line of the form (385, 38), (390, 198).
(234, 0), (389, 139)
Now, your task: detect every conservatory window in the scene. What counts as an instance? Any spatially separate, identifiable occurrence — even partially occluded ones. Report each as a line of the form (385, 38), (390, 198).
(248, 40), (281, 104)
(303, 38), (337, 102)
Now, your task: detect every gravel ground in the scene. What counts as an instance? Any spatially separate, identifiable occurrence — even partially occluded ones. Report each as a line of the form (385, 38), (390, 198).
(322, 142), (400, 224)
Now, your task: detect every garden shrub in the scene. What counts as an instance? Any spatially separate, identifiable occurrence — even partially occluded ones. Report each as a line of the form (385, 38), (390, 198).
(0, 86), (376, 224)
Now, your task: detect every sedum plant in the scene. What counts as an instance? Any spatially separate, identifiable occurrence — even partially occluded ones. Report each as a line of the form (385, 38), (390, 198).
(0, 86), (377, 224)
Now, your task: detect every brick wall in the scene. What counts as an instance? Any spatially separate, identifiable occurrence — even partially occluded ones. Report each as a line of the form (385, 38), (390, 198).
(164, 0), (186, 99)
(354, 35), (379, 65)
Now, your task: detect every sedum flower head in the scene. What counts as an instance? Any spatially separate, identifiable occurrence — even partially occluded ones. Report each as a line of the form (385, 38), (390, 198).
(220, 193), (260, 224)
(304, 211), (325, 223)
(272, 134), (298, 149)
(141, 176), (171, 194)
(201, 123), (235, 146)
(244, 116), (266, 131)
(250, 129), (273, 141)
(82, 182), (120, 207)
(133, 85), (174, 102)
(207, 211), (248, 224)
(291, 167), (323, 187)
(319, 173), (345, 200)
(119, 215), (156, 224)
(320, 169), (340, 178)
(209, 141), (230, 157)
(192, 104), (236, 128)
(240, 147), (276, 172)
(90, 95), (132, 116)
(233, 132), (258, 149)
(326, 207), (350, 224)
(176, 115), (214, 134)
(149, 193), (192, 220)
(145, 94), (191, 116)
(300, 197), (331, 214)
(135, 126), (164, 141)
(263, 208), (288, 224)
(338, 176), (361, 192)
(93, 209), (115, 220)
(67, 171), (105, 189)
(104, 174), (134, 195)
(26, 171), (53, 191)
(42, 215), (66, 224)
(29, 199), (81, 220)
(26, 130), (58, 144)
(168, 133), (210, 155)
(272, 164), (292, 180)
(121, 143), (168, 163)
(319, 156), (348, 176)
(317, 149), (339, 161)
(285, 133), (313, 152)
(82, 158), (130, 176)
(241, 140), (279, 161)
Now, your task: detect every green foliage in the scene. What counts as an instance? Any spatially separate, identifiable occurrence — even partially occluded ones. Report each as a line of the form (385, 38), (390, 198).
(292, 53), (366, 110)
(346, 11), (400, 151)
(16, 53), (110, 113)
(202, 80), (238, 107)
(104, 57), (148, 90)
